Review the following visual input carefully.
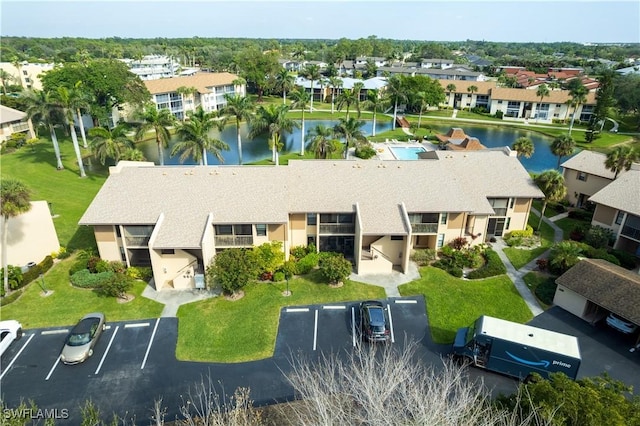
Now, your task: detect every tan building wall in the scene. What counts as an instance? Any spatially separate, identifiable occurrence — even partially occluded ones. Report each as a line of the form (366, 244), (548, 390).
(553, 284), (588, 318)
(592, 204), (617, 228)
(94, 225), (121, 262)
(0, 201), (60, 267)
(513, 198), (531, 213)
(288, 214), (307, 249)
(563, 169), (612, 206)
(150, 249), (197, 290)
(370, 236), (404, 266)
(0, 62), (54, 90)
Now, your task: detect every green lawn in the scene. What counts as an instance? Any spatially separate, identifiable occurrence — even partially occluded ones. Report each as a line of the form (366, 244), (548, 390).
(503, 211), (556, 269)
(522, 271), (557, 310)
(555, 216), (591, 240)
(532, 200), (566, 218)
(0, 255), (164, 328)
(1, 135), (108, 250)
(398, 267), (532, 344)
(176, 271), (386, 362)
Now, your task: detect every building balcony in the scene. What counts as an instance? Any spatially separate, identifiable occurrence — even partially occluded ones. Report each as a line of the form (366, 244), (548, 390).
(411, 223), (438, 234)
(319, 224), (355, 234)
(12, 122), (30, 132)
(621, 226), (640, 242)
(215, 235), (254, 247)
(125, 236), (151, 247)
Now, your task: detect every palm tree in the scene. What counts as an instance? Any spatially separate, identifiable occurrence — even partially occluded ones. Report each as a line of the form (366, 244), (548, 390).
(289, 88), (312, 156)
(328, 77), (343, 114)
(333, 117), (366, 158)
(120, 148), (146, 161)
(249, 104), (298, 164)
(52, 86), (87, 178)
(222, 94), (255, 165)
(568, 84), (588, 135)
(135, 105), (175, 166)
(605, 145), (639, 179)
(414, 91), (429, 129)
(446, 83), (456, 107)
(385, 75), (407, 130)
(336, 84), (363, 120)
(301, 64), (321, 113)
(88, 124), (134, 165)
(71, 81), (92, 148)
(550, 134), (576, 169)
(0, 69), (16, 95)
(535, 84), (550, 122)
(549, 241), (583, 274)
(275, 69), (295, 105)
(512, 137), (534, 158)
(363, 90), (385, 137)
(1, 179), (31, 295)
(467, 85), (478, 107)
(534, 170), (567, 231)
(175, 86), (198, 121)
(22, 89), (64, 170)
(172, 107), (228, 165)
(308, 124), (338, 159)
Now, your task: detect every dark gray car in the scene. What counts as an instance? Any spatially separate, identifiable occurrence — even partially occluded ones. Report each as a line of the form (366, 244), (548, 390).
(359, 301), (390, 342)
(61, 312), (106, 365)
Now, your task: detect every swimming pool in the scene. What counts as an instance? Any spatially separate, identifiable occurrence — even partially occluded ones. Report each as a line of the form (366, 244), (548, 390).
(389, 146), (427, 160)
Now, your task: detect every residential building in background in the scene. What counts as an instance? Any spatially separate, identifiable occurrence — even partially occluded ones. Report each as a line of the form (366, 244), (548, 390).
(121, 55), (181, 80)
(0, 62), (54, 90)
(0, 105), (36, 143)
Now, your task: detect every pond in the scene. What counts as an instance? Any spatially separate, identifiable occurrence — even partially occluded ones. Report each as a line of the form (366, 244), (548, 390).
(136, 119), (570, 173)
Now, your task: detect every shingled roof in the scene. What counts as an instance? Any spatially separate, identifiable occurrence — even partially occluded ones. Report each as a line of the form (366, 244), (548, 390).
(144, 72), (240, 95)
(556, 258), (640, 325)
(589, 170), (640, 216)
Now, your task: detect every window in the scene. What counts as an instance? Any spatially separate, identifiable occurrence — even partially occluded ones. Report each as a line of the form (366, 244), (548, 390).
(509, 198), (515, 209)
(390, 236), (403, 241)
(409, 213), (439, 224)
(577, 171), (587, 182)
(440, 213), (448, 225)
(488, 198), (508, 216)
(436, 234), (445, 249)
(215, 224), (233, 235)
(615, 211), (625, 225)
(307, 213), (317, 225)
(160, 249), (175, 255)
(506, 218), (511, 230)
(234, 224), (252, 235)
(256, 224), (267, 236)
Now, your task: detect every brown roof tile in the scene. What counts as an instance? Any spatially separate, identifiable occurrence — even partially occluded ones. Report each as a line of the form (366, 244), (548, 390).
(144, 72), (240, 95)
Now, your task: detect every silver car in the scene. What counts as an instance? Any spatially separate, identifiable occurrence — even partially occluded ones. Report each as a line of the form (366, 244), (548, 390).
(606, 312), (638, 335)
(60, 313), (106, 365)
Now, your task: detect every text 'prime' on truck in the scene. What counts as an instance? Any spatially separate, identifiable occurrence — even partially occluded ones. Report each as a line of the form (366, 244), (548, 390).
(452, 315), (581, 381)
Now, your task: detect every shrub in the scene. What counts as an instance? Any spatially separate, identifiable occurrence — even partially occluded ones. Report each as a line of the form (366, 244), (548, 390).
(450, 237), (468, 250)
(567, 209), (593, 221)
(253, 241), (285, 275)
(318, 254), (352, 284)
(272, 271), (285, 282)
(57, 247), (71, 259)
(536, 258), (549, 271)
(260, 271), (273, 281)
(495, 110), (504, 119)
(21, 264), (43, 286)
(290, 245), (308, 259)
(586, 248), (620, 266)
(609, 249), (638, 270)
(584, 225), (614, 249)
(70, 269), (116, 289)
(94, 259), (111, 273)
(39, 255), (54, 273)
(126, 266), (152, 281)
(98, 273), (133, 298)
(534, 279), (557, 305)
(0, 289), (22, 306)
(467, 250), (506, 279)
(0, 266), (24, 290)
(108, 261), (126, 274)
(355, 144), (377, 159)
(410, 249), (437, 266)
(87, 256), (102, 273)
(548, 241), (583, 274)
(70, 258), (89, 276)
(569, 225), (587, 242)
(295, 253), (319, 275)
(506, 225), (534, 239)
(207, 248), (260, 295)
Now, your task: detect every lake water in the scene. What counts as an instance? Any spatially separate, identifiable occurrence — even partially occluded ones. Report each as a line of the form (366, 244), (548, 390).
(137, 120), (569, 173)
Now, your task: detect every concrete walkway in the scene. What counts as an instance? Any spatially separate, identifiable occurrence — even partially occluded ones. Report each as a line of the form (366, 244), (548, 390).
(349, 262), (421, 297)
(142, 283), (218, 317)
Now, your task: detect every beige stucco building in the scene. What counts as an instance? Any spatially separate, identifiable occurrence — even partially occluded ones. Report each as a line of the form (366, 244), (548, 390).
(0, 62), (54, 90)
(561, 150), (618, 208)
(80, 151), (543, 290)
(0, 105), (36, 144)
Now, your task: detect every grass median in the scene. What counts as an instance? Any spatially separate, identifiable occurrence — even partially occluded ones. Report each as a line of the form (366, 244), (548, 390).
(399, 267), (532, 344)
(176, 271), (386, 363)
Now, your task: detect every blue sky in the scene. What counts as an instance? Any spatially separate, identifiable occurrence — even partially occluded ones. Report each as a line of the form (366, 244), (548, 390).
(2, 1), (639, 43)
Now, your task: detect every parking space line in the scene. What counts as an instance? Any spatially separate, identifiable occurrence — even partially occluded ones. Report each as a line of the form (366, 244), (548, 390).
(395, 300), (417, 304)
(41, 329), (68, 335)
(286, 308), (309, 313)
(322, 305), (346, 310)
(387, 304), (395, 343)
(95, 325), (119, 375)
(45, 356), (61, 381)
(313, 310), (318, 351)
(140, 318), (160, 369)
(1, 333), (35, 380)
(352, 307), (356, 347)
(124, 322), (150, 328)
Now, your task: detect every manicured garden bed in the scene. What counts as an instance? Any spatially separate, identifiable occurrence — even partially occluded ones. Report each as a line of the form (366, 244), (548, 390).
(503, 212), (556, 269)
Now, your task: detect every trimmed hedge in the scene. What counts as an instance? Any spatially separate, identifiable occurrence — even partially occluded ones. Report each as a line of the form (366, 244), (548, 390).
(1, 289), (22, 305)
(70, 269), (116, 289)
(295, 253), (319, 275)
(467, 249), (506, 279)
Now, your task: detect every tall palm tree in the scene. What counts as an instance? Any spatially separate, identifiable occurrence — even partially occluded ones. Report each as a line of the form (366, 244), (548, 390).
(0, 69), (16, 95)
(414, 91), (429, 129)
(568, 84), (588, 135)
(71, 81), (92, 148)
(351, 82), (365, 118)
(446, 83), (456, 107)
(605, 145), (638, 179)
(135, 105), (175, 166)
(1, 179), (31, 295)
(308, 124), (337, 159)
(172, 107), (228, 165)
(336, 85), (362, 120)
(88, 124), (134, 165)
(363, 89), (385, 137)
(301, 64), (321, 113)
(328, 77), (342, 114)
(536, 84), (550, 122)
(249, 104), (298, 164)
(534, 170), (567, 231)
(222, 94), (255, 165)
(385, 75), (407, 130)
(512, 137), (535, 158)
(467, 85), (478, 107)
(333, 117), (366, 158)
(551, 134), (575, 169)
(275, 69), (295, 105)
(289, 88), (312, 156)
(52, 86), (87, 177)
(175, 86), (199, 121)
(22, 89), (64, 170)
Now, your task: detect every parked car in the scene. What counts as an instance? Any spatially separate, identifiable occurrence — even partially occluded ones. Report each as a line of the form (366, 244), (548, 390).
(606, 312), (638, 335)
(0, 320), (23, 357)
(359, 301), (390, 342)
(60, 313), (106, 365)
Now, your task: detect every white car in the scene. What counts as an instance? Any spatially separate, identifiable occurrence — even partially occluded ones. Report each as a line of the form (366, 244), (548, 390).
(606, 313), (638, 335)
(0, 320), (23, 357)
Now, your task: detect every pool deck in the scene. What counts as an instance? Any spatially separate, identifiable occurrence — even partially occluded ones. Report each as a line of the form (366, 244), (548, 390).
(370, 140), (436, 160)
